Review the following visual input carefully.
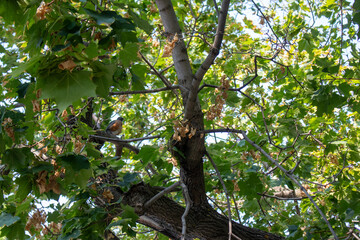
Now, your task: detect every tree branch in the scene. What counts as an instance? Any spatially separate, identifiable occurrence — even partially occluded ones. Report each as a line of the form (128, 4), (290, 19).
(185, 0), (231, 119)
(90, 134), (160, 143)
(110, 86), (180, 96)
(155, 0), (193, 100)
(139, 51), (180, 97)
(144, 181), (181, 209)
(258, 193), (307, 201)
(180, 182), (192, 240)
(205, 151), (235, 240)
(240, 130), (339, 240)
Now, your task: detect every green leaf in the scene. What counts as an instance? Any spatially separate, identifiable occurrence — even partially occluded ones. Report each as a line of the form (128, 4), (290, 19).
(85, 42), (99, 59)
(0, 0), (21, 24)
(0, 221), (27, 240)
(85, 144), (102, 159)
(91, 62), (116, 97)
(31, 162), (54, 173)
(37, 70), (96, 111)
(16, 82), (30, 99)
(15, 197), (33, 215)
(311, 86), (347, 116)
(135, 145), (159, 165)
(2, 148), (32, 171)
(237, 172), (264, 199)
(118, 172), (139, 190)
(121, 205), (139, 223)
(128, 10), (153, 34)
(15, 176), (32, 201)
(59, 229), (81, 240)
(57, 153), (91, 171)
(10, 55), (43, 77)
(226, 91), (241, 107)
(83, 9), (115, 25)
(73, 168), (93, 188)
(0, 213), (20, 227)
(118, 43), (139, 68)
(130, 64), (147, 90)
(57, 153), (92, 188)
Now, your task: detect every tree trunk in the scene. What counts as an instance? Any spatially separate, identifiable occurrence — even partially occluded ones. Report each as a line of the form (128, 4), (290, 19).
(100, 1), (286, 239)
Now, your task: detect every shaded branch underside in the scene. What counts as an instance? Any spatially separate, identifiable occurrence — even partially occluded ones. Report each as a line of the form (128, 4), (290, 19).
(110, 183), (285, 240)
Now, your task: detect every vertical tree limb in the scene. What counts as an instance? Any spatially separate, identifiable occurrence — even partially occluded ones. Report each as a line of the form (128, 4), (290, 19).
(155, 0), (193, 102)
(184, 0), (231, 119)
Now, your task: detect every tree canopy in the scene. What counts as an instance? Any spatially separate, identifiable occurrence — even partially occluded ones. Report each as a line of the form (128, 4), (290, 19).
(0, 0), (360, 239)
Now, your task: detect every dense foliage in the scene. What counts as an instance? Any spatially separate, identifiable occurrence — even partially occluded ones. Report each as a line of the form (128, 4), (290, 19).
(0, 0), (360, 239)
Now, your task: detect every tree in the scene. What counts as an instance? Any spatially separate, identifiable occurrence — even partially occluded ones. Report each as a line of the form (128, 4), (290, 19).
(0, 0), (359, 239)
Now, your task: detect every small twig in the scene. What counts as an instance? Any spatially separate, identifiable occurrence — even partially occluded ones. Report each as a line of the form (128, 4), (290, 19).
(207, 196), (228, 216)
(339, 0), (343, 68)
(180, 182), (192, 240)
(250, 0), (289, 53)
(159, 63), (174, 74)
(257, 199), (272, 228)
(144, 181), (181, 209)
(213, 0), (219, 17)
(266, 151), (296, 175)
(258, 193), (308, 201)
(288, 159), (301, 174)
(110, 86), (180, 96)
(205, 151), (233, 240)
(231, 194), (242, 224)
(139, 51), (179, 97)
(55, 111), (68, 154)
(90, 134), (161, 143)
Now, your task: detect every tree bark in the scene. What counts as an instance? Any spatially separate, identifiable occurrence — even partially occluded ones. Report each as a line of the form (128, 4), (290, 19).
(112, 183), (285, 240)
(97, 1), (286, 239)
(155, 0), (207, 206)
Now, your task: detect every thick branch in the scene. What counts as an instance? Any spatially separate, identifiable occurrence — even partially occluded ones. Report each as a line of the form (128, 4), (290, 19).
(156, 0), (207, 206)
(185, 0), (231, 119)
(117, 183), (285, 240)
(155, 0), (193, 101)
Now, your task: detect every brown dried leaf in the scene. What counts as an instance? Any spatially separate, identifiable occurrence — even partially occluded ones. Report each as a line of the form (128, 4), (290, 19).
(36, 1), (52, 20)
(48, 222), (62, 234)
(167, 157), (178, 166)
(119, 95), (128, 102)
(173, 131), (180, 141)
(162, 33), (178, 57)
(36, 89), (42, 99)
(49, 130), (58, 141)
(36, 171), (48, 194)
(32, 100), (41, 112)
(58, 59), (77, 71)
(47, 175), (61, 194)
(102, 189), (114, 202)
(55, 145), (62, 154)
(188, 127), (196, 139)
(5, 126), (15, 141)
(149, 2), (157, 13)
(26, 210), (46, 235)
(61, 109), (68, 119)
(73, 136), (84, 154)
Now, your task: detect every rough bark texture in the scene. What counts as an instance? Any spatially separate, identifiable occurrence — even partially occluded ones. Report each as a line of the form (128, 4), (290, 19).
(107, 183), (285, 240)
(155, 0), (207, 206)
(97, 0), (286, 239)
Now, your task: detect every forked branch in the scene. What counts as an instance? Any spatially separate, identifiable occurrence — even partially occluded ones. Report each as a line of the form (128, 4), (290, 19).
(184, 0), (231, 119)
